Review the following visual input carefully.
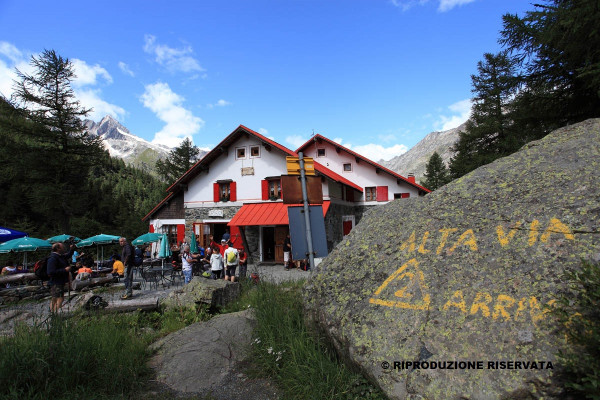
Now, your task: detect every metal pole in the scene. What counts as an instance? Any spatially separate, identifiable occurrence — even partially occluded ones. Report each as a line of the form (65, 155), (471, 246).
(298, 151), (315, 270)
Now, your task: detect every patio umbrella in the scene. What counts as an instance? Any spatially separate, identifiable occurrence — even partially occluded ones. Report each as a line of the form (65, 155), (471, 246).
(77, 234), (120, 266)
(47, 234), (82, 243)
(0, 226), (27, 243)
(158, 234), (172, 258)
(132, 232), (162, 246)
(0, 236), (52, 268)
(158, 234), (172, 268)
(190, 232), (198, 253)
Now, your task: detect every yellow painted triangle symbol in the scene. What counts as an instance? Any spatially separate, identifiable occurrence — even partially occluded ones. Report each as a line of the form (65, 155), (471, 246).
(369, 258), (431, 310)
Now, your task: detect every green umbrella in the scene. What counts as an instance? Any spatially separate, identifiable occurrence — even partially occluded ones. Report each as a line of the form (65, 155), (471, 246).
(0, 236), (52, 268)
(47, 234), (82, 243)
(132, 232), (162, 246)
(190, 231), (198, 253)
(77, 234), (121, 266)
(158, 234), (172, 258)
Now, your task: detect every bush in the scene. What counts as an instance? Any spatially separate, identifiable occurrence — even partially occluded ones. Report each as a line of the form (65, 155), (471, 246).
(553, 260), (600, 399)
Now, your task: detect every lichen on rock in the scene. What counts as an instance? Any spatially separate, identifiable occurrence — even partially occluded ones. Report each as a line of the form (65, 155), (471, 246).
(304, 119), (600, 400)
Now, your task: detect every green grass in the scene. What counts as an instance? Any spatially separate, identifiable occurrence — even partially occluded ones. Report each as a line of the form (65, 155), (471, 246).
(247, 281), (386, 400)
(0, 279), (385, 399)
(0, 314), (150, 400)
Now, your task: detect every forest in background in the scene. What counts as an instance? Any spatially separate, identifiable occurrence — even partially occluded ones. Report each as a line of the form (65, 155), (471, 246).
(0, 51), (166, 242)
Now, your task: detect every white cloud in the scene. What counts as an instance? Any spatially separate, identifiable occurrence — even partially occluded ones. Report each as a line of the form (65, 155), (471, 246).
(206, 99), (231, 109)
(285, 135), (306, 149)
(349, 143), (408, 162)
(438, 0), (476, 12)
(71, 59), (112, 86)
(143, 34), (204, 74)
(390, 0), (477, 12)
(118, 61), (135, 77)
(258, 128), (269, 136)
(76, 88), (126, 121)
(434, 98), (472, 131)
(140, 81), (204, 147)
(0, 42), (31, 98)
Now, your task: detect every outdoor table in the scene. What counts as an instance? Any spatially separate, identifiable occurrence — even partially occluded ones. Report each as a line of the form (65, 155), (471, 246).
(149, 266), (174, 287)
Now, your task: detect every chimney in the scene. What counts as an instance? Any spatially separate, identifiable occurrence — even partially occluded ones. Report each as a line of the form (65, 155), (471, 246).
(407, 173), (415, 183)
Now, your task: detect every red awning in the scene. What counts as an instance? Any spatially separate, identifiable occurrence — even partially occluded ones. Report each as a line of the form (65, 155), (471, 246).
(228, 201), (330, 227)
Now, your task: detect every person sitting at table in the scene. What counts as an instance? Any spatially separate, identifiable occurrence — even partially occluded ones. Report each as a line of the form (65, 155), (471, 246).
(111, 254), (125, 278)
(1, 260), (17, 276)
(76, 263), (93, 281)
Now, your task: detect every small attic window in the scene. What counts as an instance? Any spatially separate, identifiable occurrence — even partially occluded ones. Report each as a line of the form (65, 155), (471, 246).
(343, 163), (352, 172)
(250, 145), (260, 158)
(317, 148), (326, 157)
(236, 147), (246, 159)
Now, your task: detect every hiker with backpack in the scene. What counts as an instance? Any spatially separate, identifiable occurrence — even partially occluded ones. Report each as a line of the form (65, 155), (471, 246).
(119, 237), (135, 300)
(47, 242), (72, 312)
(223, 246), (239, 282)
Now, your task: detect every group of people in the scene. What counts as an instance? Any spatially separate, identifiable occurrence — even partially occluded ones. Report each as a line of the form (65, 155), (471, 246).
(179, 234), (248, 284)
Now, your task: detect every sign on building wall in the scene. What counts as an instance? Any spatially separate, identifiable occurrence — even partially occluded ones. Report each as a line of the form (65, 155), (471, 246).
(288, 205), (328, 259)
(241, 167), (255, 176)
(208, 209), (224, 217)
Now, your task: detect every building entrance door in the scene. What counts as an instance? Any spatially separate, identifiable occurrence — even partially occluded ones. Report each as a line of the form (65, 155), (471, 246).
(274, 226), (287, 263)
(262, 227), (275, 261)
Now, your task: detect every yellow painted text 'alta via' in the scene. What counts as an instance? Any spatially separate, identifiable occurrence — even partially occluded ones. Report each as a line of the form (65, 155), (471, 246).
(369, 218), (574, 324)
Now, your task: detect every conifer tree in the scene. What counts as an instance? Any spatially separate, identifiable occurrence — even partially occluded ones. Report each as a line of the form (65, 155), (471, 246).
(449, 52), (519, 179)
(11, 49), (104, 232)
(420, 152), (450, 190)
(156, 137), (200, 183)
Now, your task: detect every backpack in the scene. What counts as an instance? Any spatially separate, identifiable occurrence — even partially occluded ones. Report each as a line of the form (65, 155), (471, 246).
(34, 257), (50, 281)
(226, 249), (237, 264)
(134, 247), (143, 267)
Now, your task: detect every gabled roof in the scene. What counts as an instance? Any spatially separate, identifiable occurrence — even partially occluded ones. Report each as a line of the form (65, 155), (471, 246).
(296, 134), (431, 193)
(142, 192), (174, 221)
(166, 125), (363, 193)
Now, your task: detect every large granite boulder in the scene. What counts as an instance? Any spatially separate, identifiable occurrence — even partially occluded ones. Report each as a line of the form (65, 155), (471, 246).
(161, 277), (240, 311)
(304, 119), (600, 399)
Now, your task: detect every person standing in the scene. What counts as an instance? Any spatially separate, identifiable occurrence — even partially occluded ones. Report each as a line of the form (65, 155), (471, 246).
(181, 245), (198, 284)
(238, 249), (248, 280)
(223, 246), (239, 282)
(119, 237), (135, 300)
(283, 233), (292, 270)
(210, 246), (223, 280)
(47, 242), (71, 312)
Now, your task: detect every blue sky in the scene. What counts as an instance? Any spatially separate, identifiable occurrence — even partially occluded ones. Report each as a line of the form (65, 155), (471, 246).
(0, 0), (532, 161)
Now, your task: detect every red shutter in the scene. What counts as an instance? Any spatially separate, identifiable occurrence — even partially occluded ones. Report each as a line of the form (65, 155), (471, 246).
(230, 181), (237, 202)
(213, 183), (220, 202)
(376, 186), (388, 202)
(177, 224), (185, 244)
(261, 180), (269, 200)
(401, 193), (410, 199)
(149, 224), (154, 233)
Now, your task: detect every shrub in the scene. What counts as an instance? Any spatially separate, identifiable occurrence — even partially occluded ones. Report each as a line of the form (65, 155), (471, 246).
(553, 259), (600, 399)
